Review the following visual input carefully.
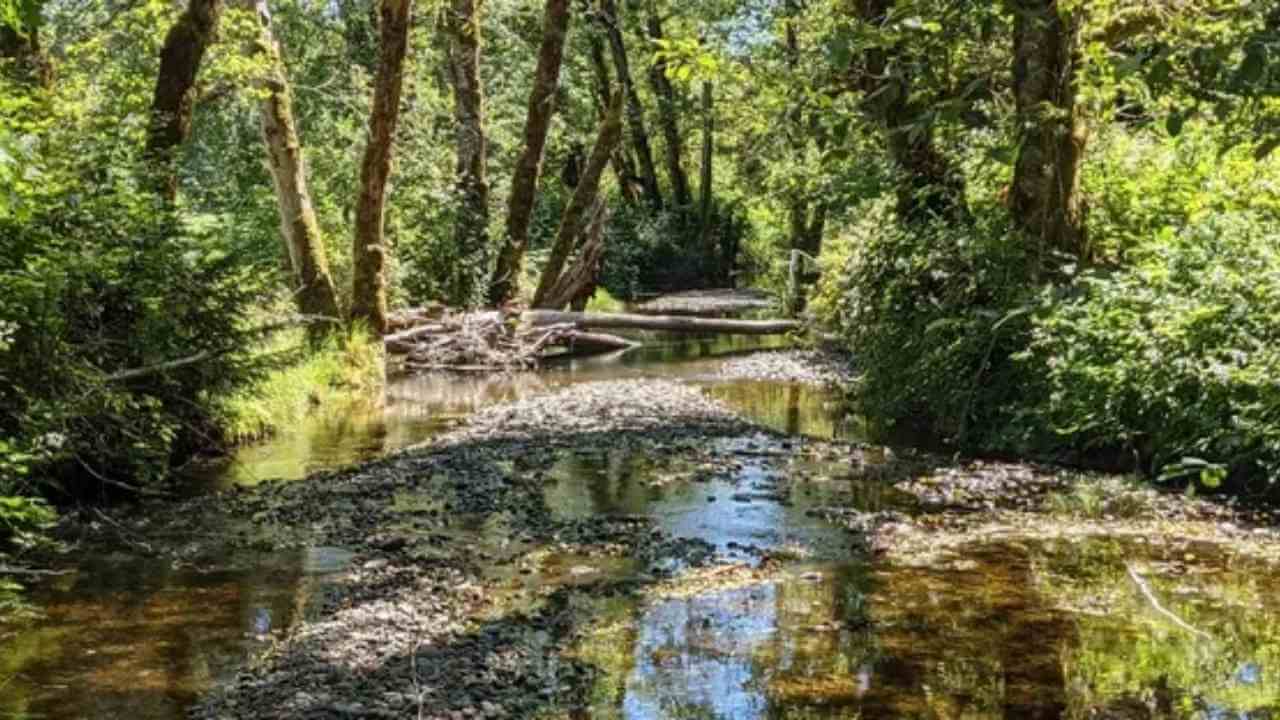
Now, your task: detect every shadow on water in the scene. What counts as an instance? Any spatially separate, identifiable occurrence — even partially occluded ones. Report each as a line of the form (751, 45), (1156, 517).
(0, 546), (352, 719)
(7, 337), (1280, 719)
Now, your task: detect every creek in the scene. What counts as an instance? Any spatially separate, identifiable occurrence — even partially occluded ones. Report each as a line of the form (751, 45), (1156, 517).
(2, 334), (1279, 719)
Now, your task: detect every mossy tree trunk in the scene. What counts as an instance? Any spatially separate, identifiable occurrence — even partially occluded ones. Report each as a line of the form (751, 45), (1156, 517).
(146, 0), (224, 204)
(1, 13), (52, 88)
(351, 0), (412, 334)
(240, 0), (342, 325)
(488, 0), (571, 305)
(532, 93), (623, 309)
(445, 0), (490, 307)
(1007, 0), (1089, 264)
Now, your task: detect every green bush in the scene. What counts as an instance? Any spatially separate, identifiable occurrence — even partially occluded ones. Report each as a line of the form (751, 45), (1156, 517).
(0, 114), (270, 497)
(1016, 213), (1280, 485)
(831, 199), (1038, 444)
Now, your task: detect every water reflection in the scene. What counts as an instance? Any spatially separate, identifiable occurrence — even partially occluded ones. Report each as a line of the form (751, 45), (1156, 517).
(0, 547), (348, 720)
(192, 334), (849, 489)
(572, 534), (1280, 719)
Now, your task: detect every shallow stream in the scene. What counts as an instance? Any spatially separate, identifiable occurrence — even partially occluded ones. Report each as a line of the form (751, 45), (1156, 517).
(3, 335), (1279, 719)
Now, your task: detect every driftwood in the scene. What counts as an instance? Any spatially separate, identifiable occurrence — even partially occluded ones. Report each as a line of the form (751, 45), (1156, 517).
(521, 310), (801, 335)
(385, 310), (636, 370)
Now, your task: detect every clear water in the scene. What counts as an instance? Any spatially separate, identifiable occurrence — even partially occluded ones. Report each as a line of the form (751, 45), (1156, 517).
(4, 337), (1278, 719)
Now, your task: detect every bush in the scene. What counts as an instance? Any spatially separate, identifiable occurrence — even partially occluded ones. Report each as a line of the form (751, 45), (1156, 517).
(1016, 213), (1280, 485)
(831, 199), (1038, 444)
(0, 129), (270, 497)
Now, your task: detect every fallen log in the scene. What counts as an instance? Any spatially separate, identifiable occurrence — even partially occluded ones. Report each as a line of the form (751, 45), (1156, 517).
(384, 323), (450, 354)
(521, 310), (801, 335)
(561, 330), (638, 353)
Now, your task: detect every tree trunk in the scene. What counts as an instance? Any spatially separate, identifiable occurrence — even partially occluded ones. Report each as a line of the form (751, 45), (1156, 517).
(538, 199), (609, 311)
(488, 0), (571, 305)
(697, 79), (714, 238)
(645, 14), (691, 209)
(783, 0), (815, 253)
(599, 0), (662, 210)
(446, 0), (490, 307)
(351, 0), (412, 334)
(855, 0), (967, 224)
(532, 93), (623, 308)
(1008, 0), (1088, 264)
(146, 0), (224, 203)
(1, 21), (52, 87)
(239, 0), (342, 325)
(523, 310), (801, 335)
(588, 32), (639, 204)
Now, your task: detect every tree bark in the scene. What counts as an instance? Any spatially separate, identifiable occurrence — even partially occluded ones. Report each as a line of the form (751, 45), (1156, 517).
(532, 93), (623, 308)
(645, 14), (691, 209)
(239, 0), (342, 325)
(538, 199), (609, 310)
(855, 0), (967, 224)
(446, 0), (490, 307)
(588, 32), (639, 204)
(351, 0), (412, 334)
(523, 310), (801, 335)
(488, 0), (571, 305)
(1008, 0), (1088, 264)
(599, 0), (662, 210)
(146, 0), (224, 203)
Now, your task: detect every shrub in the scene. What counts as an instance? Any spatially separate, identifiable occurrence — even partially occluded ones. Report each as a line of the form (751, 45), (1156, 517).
(831, 199), (1039, 444)
(1016, 213), (1280, 486)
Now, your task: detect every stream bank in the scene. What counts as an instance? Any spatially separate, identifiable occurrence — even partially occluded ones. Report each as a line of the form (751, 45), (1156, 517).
(4, 337), (1280, 719)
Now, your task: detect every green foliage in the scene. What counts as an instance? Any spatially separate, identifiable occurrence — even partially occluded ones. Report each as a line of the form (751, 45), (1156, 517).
(829, 199), (1037, 443)
(214, 326), (383, 443)
(1016, 212), (1280, 485)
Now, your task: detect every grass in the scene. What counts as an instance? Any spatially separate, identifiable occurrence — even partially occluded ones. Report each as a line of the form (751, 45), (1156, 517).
(214, 326), (384, 444)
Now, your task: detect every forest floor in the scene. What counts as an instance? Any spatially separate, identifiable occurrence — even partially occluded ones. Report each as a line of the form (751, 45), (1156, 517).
(61, 361), (1280, 718)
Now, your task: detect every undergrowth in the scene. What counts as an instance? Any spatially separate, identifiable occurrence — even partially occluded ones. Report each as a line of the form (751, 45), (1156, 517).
(214, 327), (384, 444)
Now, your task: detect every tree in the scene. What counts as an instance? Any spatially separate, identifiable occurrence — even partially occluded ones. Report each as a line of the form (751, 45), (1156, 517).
(646, 13), (691, 209)
(445, 0), (489, 307)
(238, 0), (342, 325)
(488, 0), (572, 305)
(352, 0), (412, 334)
(1006, 0), (1088, 263)
(587, 31), (640, 204)
(599, 0), (662, 210)
(532, 92), (623, 308)
(147, 0), (224, 203)
(852, 0), (968, 224)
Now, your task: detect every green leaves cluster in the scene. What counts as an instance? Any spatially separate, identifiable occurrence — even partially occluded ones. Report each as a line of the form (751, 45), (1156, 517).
(1019, 212), (1280, 485)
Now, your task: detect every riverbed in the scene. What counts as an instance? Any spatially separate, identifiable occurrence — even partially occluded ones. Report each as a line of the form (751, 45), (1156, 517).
(4, 335), (1280, 719)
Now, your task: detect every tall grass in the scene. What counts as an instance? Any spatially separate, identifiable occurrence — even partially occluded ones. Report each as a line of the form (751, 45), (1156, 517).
(214, 326), (384, 444)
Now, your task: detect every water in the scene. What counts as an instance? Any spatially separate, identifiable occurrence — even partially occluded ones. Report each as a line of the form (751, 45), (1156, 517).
(5, 336), (1280, 719)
